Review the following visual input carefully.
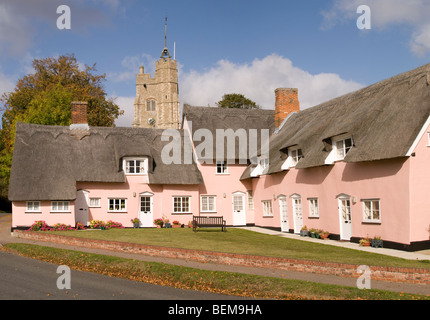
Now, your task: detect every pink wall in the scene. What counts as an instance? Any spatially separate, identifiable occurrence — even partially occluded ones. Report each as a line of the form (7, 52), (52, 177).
(409, 122), (430, 243)
(12, 201), (76, 228)
(197, 162), (253, 225)
(252, 158), (412, 244)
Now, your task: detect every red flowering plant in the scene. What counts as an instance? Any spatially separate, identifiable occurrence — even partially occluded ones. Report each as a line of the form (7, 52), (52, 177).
(28, 220), (51, 231)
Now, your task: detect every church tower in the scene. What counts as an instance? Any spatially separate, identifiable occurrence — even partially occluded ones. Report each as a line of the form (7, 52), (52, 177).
(133, 18), (180, 129)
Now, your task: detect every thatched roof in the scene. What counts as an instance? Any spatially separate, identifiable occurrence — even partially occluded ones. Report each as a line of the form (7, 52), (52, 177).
(241, 63), (430, 180)
(9, 123), (203, 201)
(182, 104), (275, 162)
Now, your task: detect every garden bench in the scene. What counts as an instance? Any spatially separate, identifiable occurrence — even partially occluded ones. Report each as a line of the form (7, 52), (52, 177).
(192, 216), (226, 232)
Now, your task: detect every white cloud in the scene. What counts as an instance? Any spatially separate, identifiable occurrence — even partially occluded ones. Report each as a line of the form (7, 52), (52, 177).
(113, 96), (135, 127)
(321, 0), (430, 56)
(180, 54), (364, 110)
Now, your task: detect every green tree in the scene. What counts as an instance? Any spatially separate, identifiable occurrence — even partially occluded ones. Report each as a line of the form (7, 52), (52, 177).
(0, 54), (122, 200)
(216, 93), (260, 109)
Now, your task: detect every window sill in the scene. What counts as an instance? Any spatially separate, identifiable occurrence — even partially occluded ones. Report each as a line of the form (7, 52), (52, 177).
(50, 211), (71, 214)
(172, 212), (192, 215)
(308, 216), (319, 219)
(200, 211), (217, 214)
(108, 211), (127, 214)
(362, 221), (381, 225)
(262, 215), (274, 218)
(25, 211), (42, 214)
(215, 173), (230, 175)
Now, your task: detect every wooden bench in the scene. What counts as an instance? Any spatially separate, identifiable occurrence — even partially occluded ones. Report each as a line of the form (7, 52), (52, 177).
(193, 216), (226, 232)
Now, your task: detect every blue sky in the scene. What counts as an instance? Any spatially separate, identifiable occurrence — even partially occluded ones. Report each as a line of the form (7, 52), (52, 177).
(1, 0), (430, 126)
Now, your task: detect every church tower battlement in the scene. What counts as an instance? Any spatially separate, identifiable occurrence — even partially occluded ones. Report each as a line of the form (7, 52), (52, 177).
(133, 18), (180, 129)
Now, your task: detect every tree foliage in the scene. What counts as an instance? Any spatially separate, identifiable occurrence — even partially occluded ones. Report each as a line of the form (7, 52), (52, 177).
(216, 93), (260, 109)
(0, 54), (122, 197)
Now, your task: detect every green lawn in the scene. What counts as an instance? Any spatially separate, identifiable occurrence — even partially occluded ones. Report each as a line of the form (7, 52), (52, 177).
(4, 243), (429, 300)
(47, 227), (430, 269)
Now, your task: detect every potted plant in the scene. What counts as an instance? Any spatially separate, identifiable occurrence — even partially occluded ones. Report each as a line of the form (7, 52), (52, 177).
(319, 230), (330, 240)
(131, 218), (140, 228)
(309, 228), (320, 239)
(300, 225), (310, 237)
(154, 218), (164, 228)
(359, 236), (371, 246)
(371, 236), (383, 248)
(172, 220), (181, 228)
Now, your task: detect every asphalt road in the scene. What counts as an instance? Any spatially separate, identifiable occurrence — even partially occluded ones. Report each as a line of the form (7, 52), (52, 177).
(0, 250), (241, 300)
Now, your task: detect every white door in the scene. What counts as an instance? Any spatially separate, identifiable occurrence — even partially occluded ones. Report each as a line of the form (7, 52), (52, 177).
(279, 196), (289, 232)
(232, 192), (246, 226)
(338, 197), (352, 240)
(139, 194), (153, 228)
(292, 196), (303, 234)
(75, 190), (89, 226)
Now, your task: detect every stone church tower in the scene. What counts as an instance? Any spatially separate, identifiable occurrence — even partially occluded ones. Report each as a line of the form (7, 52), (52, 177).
(133, 20), (180, 129)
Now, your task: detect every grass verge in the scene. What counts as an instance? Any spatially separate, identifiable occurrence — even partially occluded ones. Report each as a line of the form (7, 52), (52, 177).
(45, 228), (430, 269)
(3, 243), (429, 300)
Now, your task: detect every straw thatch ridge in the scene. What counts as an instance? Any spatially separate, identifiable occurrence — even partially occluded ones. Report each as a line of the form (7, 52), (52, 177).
(8, 123), (203, 201)
(241, 63), (430, 179)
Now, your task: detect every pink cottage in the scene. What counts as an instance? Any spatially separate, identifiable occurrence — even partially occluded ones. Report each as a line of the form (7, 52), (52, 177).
(8, 63), (430, 251)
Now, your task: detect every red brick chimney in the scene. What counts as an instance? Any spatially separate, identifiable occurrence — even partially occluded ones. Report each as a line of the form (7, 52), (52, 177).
(274, 88), (300, 128)
(71, 101), (88, 125)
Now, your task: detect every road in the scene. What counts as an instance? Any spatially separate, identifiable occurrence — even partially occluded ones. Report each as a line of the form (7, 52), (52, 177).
(0, 250), (241, 300)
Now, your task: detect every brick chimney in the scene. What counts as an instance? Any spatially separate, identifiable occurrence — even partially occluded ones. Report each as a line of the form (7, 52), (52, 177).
(70, 101), (89, 139)
(274, 88), (300, 128)
(71, 101), (88, 126)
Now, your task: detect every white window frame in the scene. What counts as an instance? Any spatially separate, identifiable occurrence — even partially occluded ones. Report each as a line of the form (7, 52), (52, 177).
(262, 200), (273, 217)
(51, 201), (70, 213)
(282, 147), (303, 169)
(427, 132), (430, 146)
(26, 201), (41, 213)
(108, 198), (127, 213)
(89, 198), (101, 208)
(216, 160), (228, 174)
(123, 157), (148, 175)
(200, 195), (216, 213)
(362, 199), (381, 223)
(325, 134), (353, 164)
(173, 196), (191, 213)
(308, 198), (319, 218)
(247, 190), (254, 210)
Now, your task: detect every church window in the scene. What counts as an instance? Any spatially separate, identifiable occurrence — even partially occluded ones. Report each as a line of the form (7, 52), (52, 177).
(146, 100), (156, 111)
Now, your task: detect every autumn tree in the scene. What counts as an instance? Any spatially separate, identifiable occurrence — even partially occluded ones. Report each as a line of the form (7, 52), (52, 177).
(216, 93), (260, 109)
(0, 54), (122, 202)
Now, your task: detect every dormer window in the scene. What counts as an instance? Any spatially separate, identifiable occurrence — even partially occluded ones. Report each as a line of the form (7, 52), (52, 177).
(324, 134), (354, 164)
(281, 147), (303, 170)
(123, 157), (148, 175)
(336, 137), (353, 159)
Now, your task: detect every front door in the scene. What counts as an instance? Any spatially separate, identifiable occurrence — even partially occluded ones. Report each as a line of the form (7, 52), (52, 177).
(232, 192), (246, 226)
(279, 196), (289, 232)
(139, 194), (153, 228)
(291, 195), (303, 234)
(338, 197), (352, 240)
(75, 190), (89, 226)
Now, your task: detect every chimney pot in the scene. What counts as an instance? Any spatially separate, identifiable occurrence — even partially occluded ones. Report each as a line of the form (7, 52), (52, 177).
(70, 101), (89, 129)
(275, 88), (300, 128)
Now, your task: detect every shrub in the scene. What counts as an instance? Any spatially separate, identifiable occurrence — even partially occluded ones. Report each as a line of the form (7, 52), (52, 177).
(75, 222), (86, 230)
(28, 220), (50, 231)
(105, 220), (124, 229)
(90, 220), (106, 229)
(52, 223), (74, 231)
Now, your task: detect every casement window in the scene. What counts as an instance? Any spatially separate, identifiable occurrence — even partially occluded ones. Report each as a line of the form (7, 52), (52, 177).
(146, 99), (156, 111)
(259, 157), (269, 170)
(282, 147), (303, 169)
(216, 160), (228, 174)
(308, 198), (319, 218)
(325, 135), (354, 164)
(108, 198), (126, 212)
(51, 201), (70, 212)
(89, 198), (101, 208)
(201, 195), (216, 212)
(26, 201), (40, 212)
(247, 190), (254, 210)
(362, 199), (381, 223)
(289, 148), (303, 166)
(262, 200), (273, 217)
(336, 137), (353, 159)
(123, 157), (147, 175)
(173, 196), (190, 213)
